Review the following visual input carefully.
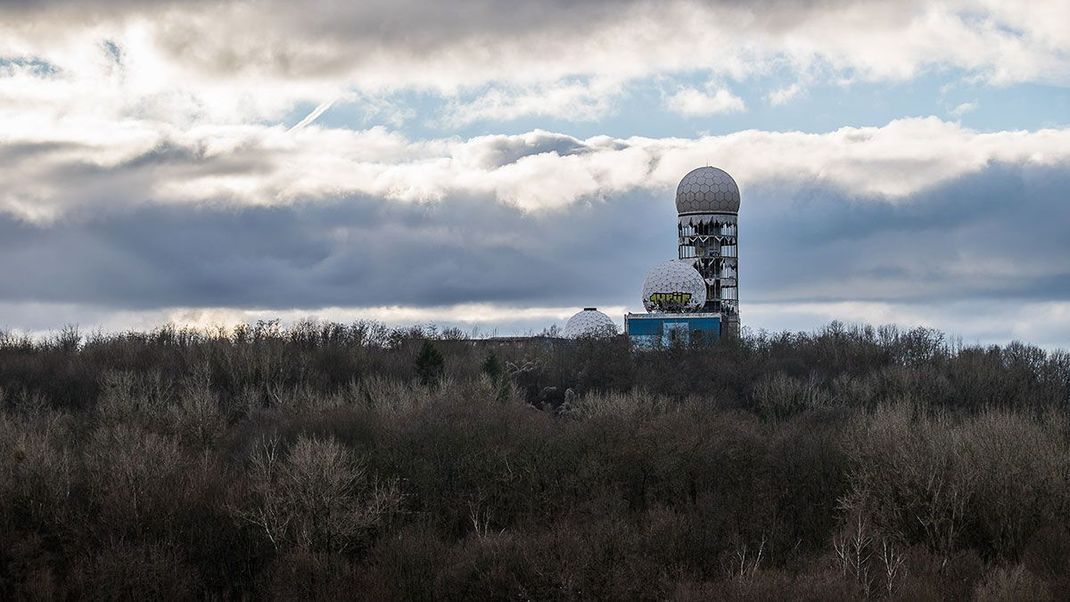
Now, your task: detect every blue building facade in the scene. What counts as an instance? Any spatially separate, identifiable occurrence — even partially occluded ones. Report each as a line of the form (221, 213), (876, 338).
(625, 312), (721, 348)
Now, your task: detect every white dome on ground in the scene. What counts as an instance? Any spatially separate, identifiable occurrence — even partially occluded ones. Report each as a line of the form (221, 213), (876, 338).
(562, 308), (618, 339)
(642, 260), (707, 312)
(675, 166), (740, 214)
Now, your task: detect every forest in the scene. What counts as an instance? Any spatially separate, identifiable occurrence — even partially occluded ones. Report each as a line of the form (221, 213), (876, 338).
(1, 320), (1069, 600)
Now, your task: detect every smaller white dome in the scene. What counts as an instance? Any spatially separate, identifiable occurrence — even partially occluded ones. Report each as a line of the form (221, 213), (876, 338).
(562, 308), (618, 339)
(642, 260), (707, 312)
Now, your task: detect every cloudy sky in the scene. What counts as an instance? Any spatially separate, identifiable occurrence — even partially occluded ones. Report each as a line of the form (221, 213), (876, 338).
(2, 0), (1070, 346)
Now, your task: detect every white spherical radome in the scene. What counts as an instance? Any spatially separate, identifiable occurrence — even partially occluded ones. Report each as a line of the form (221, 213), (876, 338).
(641, 260), (707, 312)
(675, 166), (740, 214)
(562, 308), (618, 339)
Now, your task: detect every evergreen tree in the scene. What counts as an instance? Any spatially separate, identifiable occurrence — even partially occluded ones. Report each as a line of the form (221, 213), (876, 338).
(415, 341), (445, 386)
(480, 352), (502, 380)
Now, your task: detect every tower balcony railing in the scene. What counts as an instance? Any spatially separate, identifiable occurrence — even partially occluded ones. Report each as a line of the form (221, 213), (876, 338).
(679, 248), (738, 260)
(679, 225), (738, 237)
(680, 233), (737, 242)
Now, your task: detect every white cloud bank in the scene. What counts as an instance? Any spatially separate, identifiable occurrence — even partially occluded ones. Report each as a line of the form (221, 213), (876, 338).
(3, 115), (1070, 222)
(1, 0), (1068, 124)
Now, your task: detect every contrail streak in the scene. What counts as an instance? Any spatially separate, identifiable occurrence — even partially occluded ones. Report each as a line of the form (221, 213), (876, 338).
(288, 97), (338, 131)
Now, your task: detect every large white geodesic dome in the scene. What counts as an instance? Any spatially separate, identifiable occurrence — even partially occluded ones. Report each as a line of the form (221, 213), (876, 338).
(562, 308), (618, 339)
(675, 166), (740, 214)
(642, 260), (707, 312)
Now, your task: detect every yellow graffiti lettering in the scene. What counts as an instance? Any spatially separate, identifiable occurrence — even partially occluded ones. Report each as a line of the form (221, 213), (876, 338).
(649, 292), (693, 307)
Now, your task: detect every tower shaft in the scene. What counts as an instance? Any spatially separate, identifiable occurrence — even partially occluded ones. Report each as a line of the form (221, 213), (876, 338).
(678, 213), (739, 336)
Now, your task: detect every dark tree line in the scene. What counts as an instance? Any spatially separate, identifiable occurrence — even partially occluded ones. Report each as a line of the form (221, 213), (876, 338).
(1, 320), (1069, 599)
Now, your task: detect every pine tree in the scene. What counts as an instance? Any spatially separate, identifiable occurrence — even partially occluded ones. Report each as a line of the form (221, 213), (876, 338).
(415, 341), (445, 386)
(480, 352), (502, 380)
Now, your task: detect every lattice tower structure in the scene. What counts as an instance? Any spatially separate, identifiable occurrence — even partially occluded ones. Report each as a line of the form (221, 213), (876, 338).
(675, 166), (740, 335)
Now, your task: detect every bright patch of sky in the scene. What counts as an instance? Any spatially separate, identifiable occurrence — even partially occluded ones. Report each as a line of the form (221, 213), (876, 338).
(299, 71), (1070, 140)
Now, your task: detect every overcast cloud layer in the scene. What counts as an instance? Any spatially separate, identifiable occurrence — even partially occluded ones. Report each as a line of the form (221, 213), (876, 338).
(2, 0), (1069, 346)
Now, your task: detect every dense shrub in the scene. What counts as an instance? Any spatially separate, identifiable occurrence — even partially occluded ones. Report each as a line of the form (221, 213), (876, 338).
(841, 405), (1070, 559)
(0, 320), (1067, 598)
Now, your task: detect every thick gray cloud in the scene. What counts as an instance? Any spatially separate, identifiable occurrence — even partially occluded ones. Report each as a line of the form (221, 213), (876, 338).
(745, 164), (1070, 304)
(0, 0), (844, 41)
(0, 190), (673, 310)
(0, 162), (1067, 320)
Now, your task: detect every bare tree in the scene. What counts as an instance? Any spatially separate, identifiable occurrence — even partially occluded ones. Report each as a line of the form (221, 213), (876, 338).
(233, 434), (401, 554)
